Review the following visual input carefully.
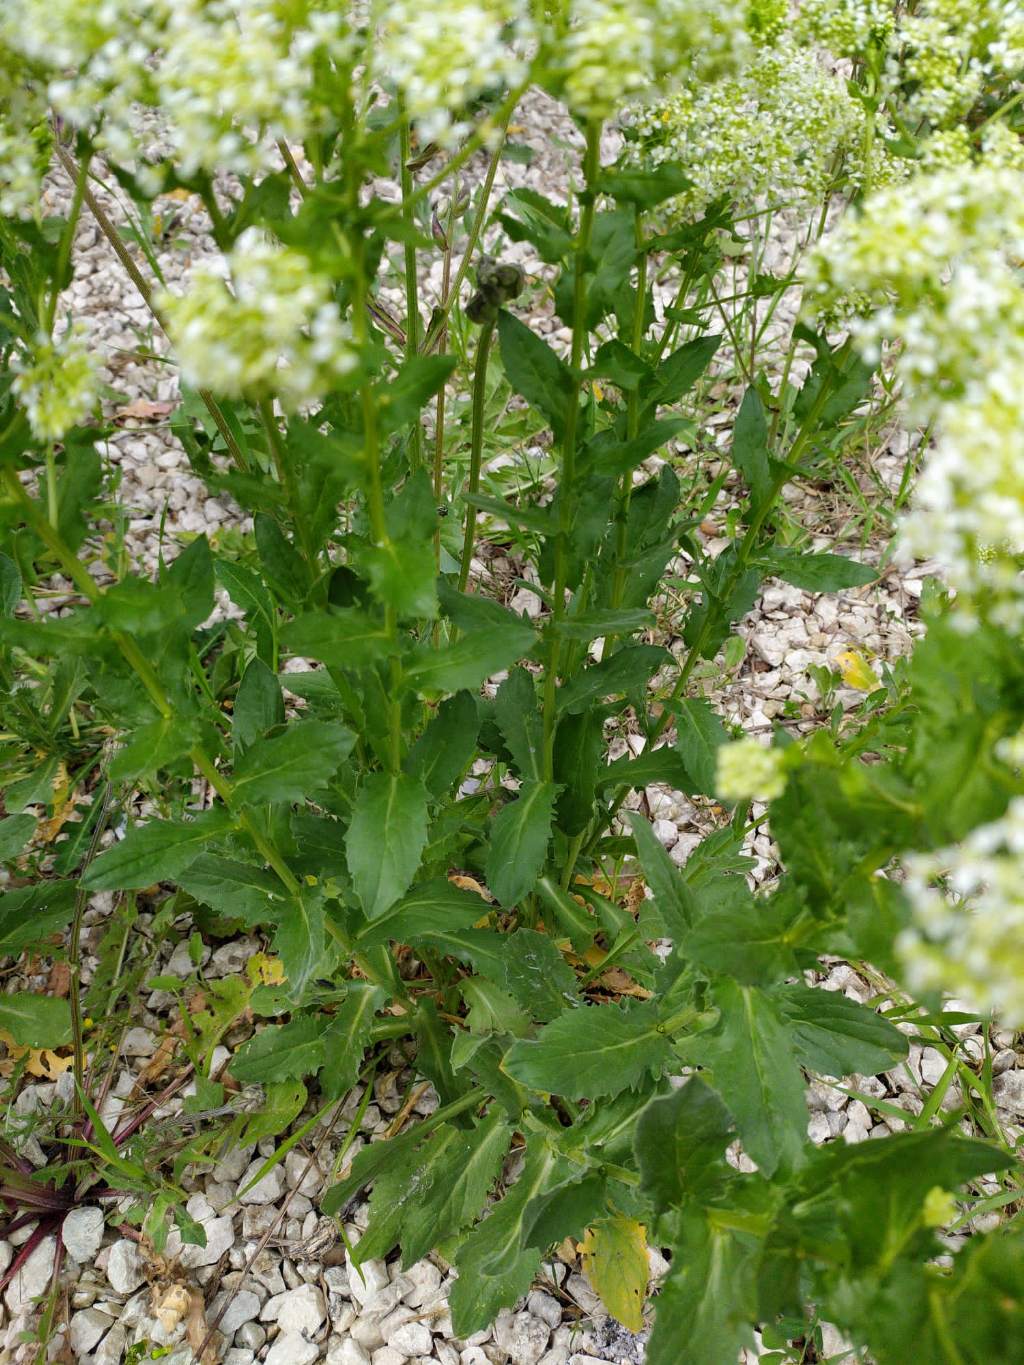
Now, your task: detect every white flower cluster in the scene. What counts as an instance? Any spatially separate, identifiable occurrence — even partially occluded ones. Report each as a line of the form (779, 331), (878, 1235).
(158, 229), (358, 409)
(0, 0), (353, 181)
(631, 41), (864, 215)
(11, 328), (99, 441)
(560, 0), (751, 118)
(895, 0), (1024, 127)
(0, 58), (50, 219)
(378, 0), (531, 147)
(795, 0), (894, 56)
(715, 736), (788, 803)
(808, 157), (1024, 621)
(898, 798), (1024, 1027)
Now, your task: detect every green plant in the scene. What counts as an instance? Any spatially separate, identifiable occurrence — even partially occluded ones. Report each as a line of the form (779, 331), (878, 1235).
(3, 3), (1024, 1362)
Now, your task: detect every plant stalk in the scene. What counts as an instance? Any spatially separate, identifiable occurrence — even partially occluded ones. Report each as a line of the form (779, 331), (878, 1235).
(457, 314), (497, 592)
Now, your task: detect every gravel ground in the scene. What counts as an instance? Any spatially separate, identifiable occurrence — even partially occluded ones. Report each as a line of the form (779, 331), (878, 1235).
(5, 92), (1023, 1365)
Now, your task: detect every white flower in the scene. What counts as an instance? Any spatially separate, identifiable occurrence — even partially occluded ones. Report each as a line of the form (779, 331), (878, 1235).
(715, 737), (788, 803)
(158, 229), (358, 408)
(377, 0), (532, 147)
(630, 40), (864, 215)
(560, 0), (751, 118)
(11, 328), (99, 441)
(897, 799), (1024, 1026)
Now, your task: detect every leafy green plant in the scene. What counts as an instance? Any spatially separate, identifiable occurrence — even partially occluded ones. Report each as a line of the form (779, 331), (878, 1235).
(3, 3), (1024, 1361)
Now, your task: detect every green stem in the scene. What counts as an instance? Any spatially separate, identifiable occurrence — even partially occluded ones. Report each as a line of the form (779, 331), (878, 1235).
(399, 111), (423, 469)
(399, 85), (525, 221)
(258, 397), (316, 570)
(457, 315), (497, 593)
(542, 119), (602, 780)
(46, 147), (91, 335)
(608, 206), (648, 620)
(421, 136), (507, 356)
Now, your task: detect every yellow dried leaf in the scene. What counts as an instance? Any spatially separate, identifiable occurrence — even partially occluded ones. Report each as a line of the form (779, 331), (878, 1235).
(448, 873), (492, 902)
(581, 1216), (649, 1332)
(835, 649), (878, 691)
(0, 1029), (75, 1080)
(247, 953), (285, 986)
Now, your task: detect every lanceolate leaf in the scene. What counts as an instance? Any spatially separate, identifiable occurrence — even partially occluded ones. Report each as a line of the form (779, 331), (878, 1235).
(405, 691), (480, 796)
(484, 781), (559, 909)
(177, 854), (282, 922)
(232, 720), (354, 806)
(628, 811), (695, 937)
(646, 1212), (758, 1365)
(272, 887), (329, 997)
(354, 879), (491, 949)
(498, 309), (574, 440)
(503, 1002), (671, 1100)
(644, 335), (722, 405)
(448, 1136), (568, 1336)
(776, 984), (908, 1077)
(83, 808), (233, 891)
(688, 980), (807, 1178)
(635, 1078), (734, 1209)
(321, 982), (386, 1099)
(346, 772), (430, 919)
(0, 814), (37, 863)
(672, 697), (728, 796)
(281, 609), (395, 670)
(403, 623), (537, 697)
(230, 1014), (327, 1084)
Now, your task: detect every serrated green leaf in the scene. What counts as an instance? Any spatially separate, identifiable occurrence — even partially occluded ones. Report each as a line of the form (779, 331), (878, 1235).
(596, 746), (692, 792)
(732, 386), (771, 509)
(405, 691), (480, 797)
(354, 878), (491, 949)
(672, 698), (728, 796)
(646, 1212), (758, 1365)
(556, 645), (667, 715)
(404, 622), (537, 696)
(775, 984), (908, 1077)
(320, 982), (386, 1099)
(635, 1078), (733, 1209)
(0, 993), (72, 1047)
(448, 1136), (566, 1336)
(230, 1015), (327, 1084)
(503, 1001), (671, 1100)
(177, 855), (282, 922)
(378, 354), (458, 434)
(494, 667), (543, 782)
(83, 809), (233, 891)
(765, 550), (878, 592)
(689, 980), (807, 1178)
(599, 161), (692, 207)
(233, 658), (285, 755)
(282, 608), (396, 670)
(0, 551), (21, 616)
(627, 812), (694, 937)
(109, 715), (198, 784)
(485, 780), (558, 909)
(522, 1171), (608, 1249)
(644, 335), (721, 405)
(272, 887), (328, 997)
(232, 719), (354, 806)
(498, 310), (573, 440)
(500, 929), (578, 1023)
(164, 534), (214, 628)
(346, 772), (430, 919)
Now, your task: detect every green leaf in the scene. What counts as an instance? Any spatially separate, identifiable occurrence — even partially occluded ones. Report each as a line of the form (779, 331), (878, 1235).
(215, 559), (277, 654)
(498, 310), (573, 440)
(404, 622), (537, 696)
(320, 982), (386, 1099)
(500, 929), (578, 1023)
(485, 780), (558, 909)
(354, 879), (491, 949)
(646, 1213), (758, 1365)
(346, 772), (430, 919)
(494, 667), (543, 781)
(355, 470), (438, 619)
(232, 720), (354, 806)
(556, 645), (667, 715)
(282, 608), (396, 670)
(503, 1002), (671, 1100)
(682, 900), (797, 985)
(597, 746), (693, 792)
(551, 608), (655, 642)
(588, 339), (653, 392)
(764, 550), (878, 592)
(405, 692), (480, 797)
(83, 808), (233, 891)
(254, 513), (309, 606)
(177, 855), (281, 922)
(522, 1171), (608, 1249)
(672, 698), (728, 796)
(689, 980), (807, 1177)
(635, 1078), (733, 1209)
(109, 716), (198, 783)
(496, 188), (572, 263)
(599, 161), (693, 207)
(164, 534), (215, 628)
(448, 1136), (566, 1336)
(627, 812), (694, 936)
(0, 551), (21, 616)
(272, 887), (329, 997)
(378, 354), (458, 435)
(553, 707), (604, 836)
(0, 814), (36, 862)
(585, 419), (693, 479)
(0, 993), (72, 1047)
(233, 659), (285, 756)
(230, 1015), (327, 1084)
(238, 1079), (307, 1145)
(775, 984), (908, 1077)
(732, 386), (771, 509)
(644, 335), (722, 405)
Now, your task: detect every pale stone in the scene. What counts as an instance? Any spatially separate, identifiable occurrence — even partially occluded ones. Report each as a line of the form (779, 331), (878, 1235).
(236, 1158), (284, 1205)
(106, 1238), (145, 1295)
(264, 1331), (319, 1365)
(277, 1283), (326, 1337)
(5, 1234), (57, 1312)
(62, 1207), (105, 1263)
(69, 1306), (113, 1356)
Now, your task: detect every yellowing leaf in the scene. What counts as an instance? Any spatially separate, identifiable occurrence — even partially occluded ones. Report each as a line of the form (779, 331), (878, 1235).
(835, 649), (878, 691)
(247, 953), (285, 986)
(581, 1216), (649, 1332)
(0, 1029), (75, 1080)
